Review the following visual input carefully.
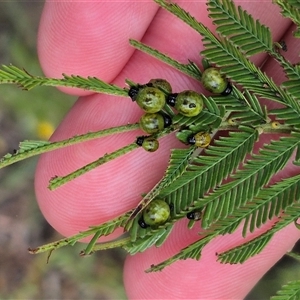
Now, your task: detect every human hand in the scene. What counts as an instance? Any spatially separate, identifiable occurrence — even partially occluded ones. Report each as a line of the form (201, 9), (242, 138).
(35, 1), (300, 298)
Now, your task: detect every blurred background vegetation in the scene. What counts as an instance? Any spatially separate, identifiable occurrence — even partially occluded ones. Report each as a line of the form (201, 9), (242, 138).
(0, 2), (299, 300)
(0, 2), (126, 299)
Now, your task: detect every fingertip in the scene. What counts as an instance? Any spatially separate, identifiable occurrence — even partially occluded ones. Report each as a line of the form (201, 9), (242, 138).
(37, 2), (158, 95)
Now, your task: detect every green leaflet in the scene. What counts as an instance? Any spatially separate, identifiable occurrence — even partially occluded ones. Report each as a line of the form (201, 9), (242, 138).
(161, 127), (258, 215)
(29, 211), (130, 254)
(270, 107), (300, 127)
(281, 65), (300, 102)
(18, 140), (51, 151)
(271, 279), (300, 300)
(148, 234), (215, 272)
(125, 147), (196, 234)
(201, 133), (300, 229)
(208, 0), (272, 56)
(124, 224), (174, 255)
(0, 124), (140, 169)
(274, 0), (300, 37)
(0, 64), (128, 96)
(218, 203), (300, 264)
(129, 39), (202, 81)
(242, 173), (300, 236)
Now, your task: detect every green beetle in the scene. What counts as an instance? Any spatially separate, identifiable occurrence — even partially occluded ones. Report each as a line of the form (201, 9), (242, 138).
(201, 67), (232, 95)
(147, 78), (172, 94)
(139, 112), (172, 134)
(129, 86), (166, 113)
(136, 136), (159, 152)
(139, 199), (170, 227)
(187, 132), (211, 148)
(167, 90), (204, 117)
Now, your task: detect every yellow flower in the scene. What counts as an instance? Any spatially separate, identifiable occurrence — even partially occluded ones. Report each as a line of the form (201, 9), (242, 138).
(37, 121), (55, 140)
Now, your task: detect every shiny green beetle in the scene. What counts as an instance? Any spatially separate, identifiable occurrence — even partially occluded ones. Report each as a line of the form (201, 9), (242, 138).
(139, 199), (170, 228)
(139, 112), (172, 134)
(129, 86), (166, 113)
(167, 90), (203, 117)
(188, 132), (211, 148)
(201, 67), (232, 95)
(136, 136), (159, 152)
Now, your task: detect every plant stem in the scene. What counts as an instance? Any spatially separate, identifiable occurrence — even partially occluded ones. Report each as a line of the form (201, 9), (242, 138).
(0, 124), (140, 169)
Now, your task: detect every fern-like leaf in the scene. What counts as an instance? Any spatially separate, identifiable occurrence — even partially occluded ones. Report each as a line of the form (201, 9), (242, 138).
(208, 0), (272, 56)
(241, 173), (300, 236)
(152, 175), (300, 269)
(124, 224), (174, 255)
(161, 127), (258, 217)
(149, 195), (299, 270)
(155, 0), (300, 115)
(129, 39), (202, 81)
(0, 64), (128, 96)
(281, 64), (300, 102)
(271, 280), (300, 300)
(274, 0), (300, 38)
(0, 124), (139, 169)
(49, 143), (139, 190)
(218, 202), (300, 264)
(125, 147), (196, 228)
(201, 134), (300, 229)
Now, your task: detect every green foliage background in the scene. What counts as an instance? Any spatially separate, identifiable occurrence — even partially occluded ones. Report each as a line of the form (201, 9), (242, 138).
(0, 1), (300, 299)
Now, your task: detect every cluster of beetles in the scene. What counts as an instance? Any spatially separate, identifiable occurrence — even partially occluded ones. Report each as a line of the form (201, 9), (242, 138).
(127, 67), (232, 228)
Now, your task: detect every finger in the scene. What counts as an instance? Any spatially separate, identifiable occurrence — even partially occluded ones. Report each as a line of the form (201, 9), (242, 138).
(122, 1), (300, 298)
(35, 2), (187, 240)
(34, 94), (183, 240)
(124, 219), (300, 299)
(37, 1), (158, 95)
(34, 0), (296, 263)
(35, 0), (223, 239)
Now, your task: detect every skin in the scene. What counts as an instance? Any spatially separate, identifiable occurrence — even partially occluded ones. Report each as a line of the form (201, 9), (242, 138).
(35, 1), (300, 299)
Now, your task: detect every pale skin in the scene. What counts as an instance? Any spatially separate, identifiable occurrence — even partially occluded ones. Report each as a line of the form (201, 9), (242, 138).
(35, 1), (300, 299)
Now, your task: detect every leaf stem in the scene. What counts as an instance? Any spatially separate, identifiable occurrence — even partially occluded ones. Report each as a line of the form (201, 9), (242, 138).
(80, 237), (131, 256)
(0, 124), (139, 169)
(0, 64), (128, 96)
(29, 211), (131, 254)
(48, 143), (139, 190)
(129, 39), (202, 81)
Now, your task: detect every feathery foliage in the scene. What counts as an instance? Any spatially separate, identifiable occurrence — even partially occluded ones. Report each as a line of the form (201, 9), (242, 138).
(1, 2), (300, 296)
(271, 280), (300, 300)
(274, 0), (300, 39)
